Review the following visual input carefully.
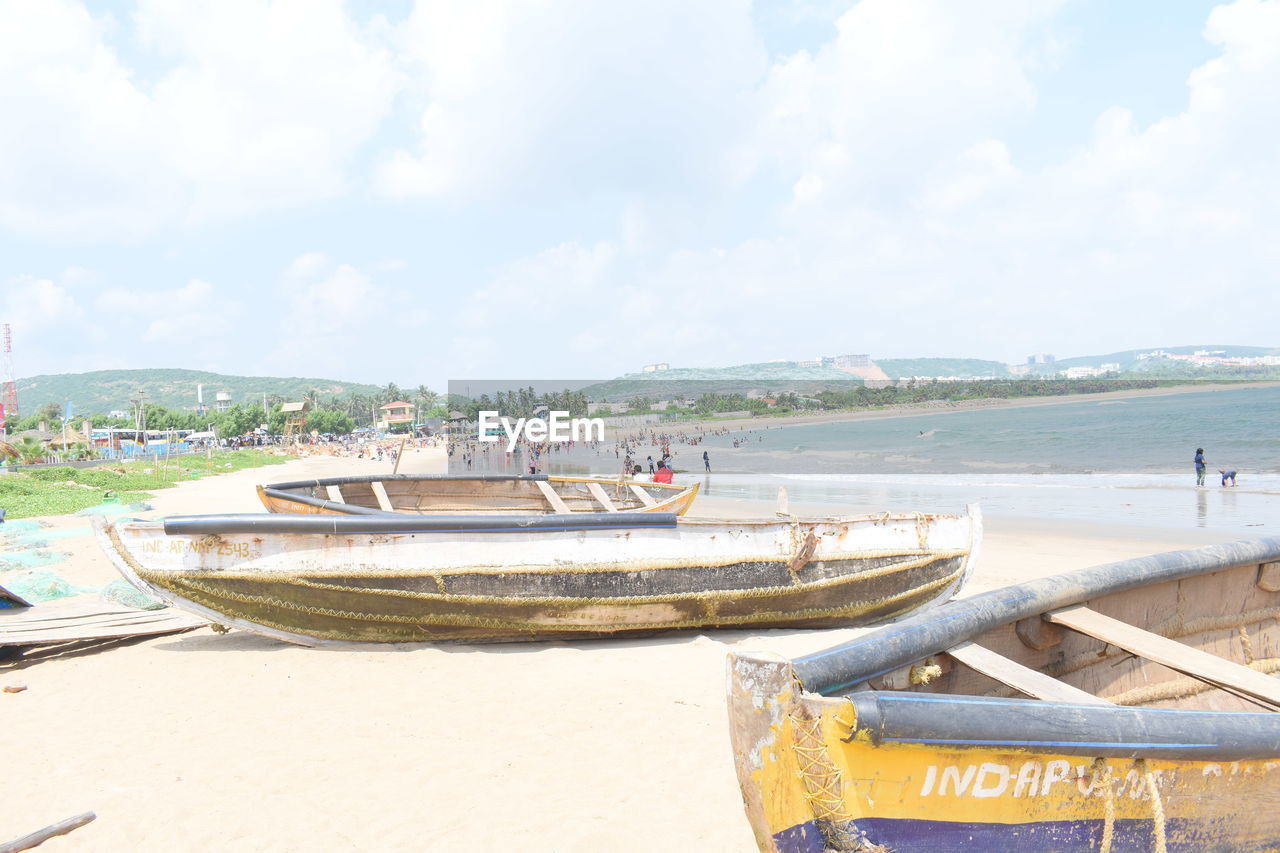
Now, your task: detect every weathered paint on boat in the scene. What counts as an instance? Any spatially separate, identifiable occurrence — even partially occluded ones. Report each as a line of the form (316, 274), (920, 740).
(256, 474), (699, 517)
(727, 537), (1280, 852)
(93, 506), (979, 645)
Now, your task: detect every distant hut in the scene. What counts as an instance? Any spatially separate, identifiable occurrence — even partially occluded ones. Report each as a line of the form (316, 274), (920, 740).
(281, 400), (312, 442)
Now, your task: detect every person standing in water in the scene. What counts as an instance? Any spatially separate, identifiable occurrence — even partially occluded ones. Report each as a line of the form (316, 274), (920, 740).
(1194, 448), (1207, 487)
(703, 450), (710, 472)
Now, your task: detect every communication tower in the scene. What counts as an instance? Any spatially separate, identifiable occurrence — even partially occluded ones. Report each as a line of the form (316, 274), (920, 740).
(1, 323), (17, 425)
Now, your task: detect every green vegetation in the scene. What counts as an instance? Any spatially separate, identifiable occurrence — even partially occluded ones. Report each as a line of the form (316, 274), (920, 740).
(15, 368), (385, 415)
(446, 387), (589, 420)
(875, 358), (1011, 379)
(4, 383), (449, 438)
(0, 450), (286, 519)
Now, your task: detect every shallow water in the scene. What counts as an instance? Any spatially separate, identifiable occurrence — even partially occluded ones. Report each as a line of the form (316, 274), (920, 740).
(527, 386), (1280, 533)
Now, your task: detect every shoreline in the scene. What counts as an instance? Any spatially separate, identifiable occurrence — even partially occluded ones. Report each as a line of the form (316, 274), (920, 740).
(610, 380), (1279, 437)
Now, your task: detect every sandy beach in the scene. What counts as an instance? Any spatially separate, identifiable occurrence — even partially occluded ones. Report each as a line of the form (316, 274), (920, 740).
(3, 447), (1247, 851)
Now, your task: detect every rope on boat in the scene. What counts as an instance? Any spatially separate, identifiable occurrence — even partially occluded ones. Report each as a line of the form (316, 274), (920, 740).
(1103, 657), (1280, 706)
(1090, 758), (1166, 853)
(1239, 624), (1255, 664)
(786, 708), (883, 852)
(1138, 759), (1168, 853)
(1091, 758), (1115, 853)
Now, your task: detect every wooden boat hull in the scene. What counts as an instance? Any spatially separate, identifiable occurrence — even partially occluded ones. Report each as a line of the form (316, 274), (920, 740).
(93, 506), (980, 645)
(727, 537), (1280, 852)
(256, 474), (699, 516)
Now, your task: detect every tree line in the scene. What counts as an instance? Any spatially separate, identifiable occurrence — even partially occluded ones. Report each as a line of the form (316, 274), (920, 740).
(4, 383), (448, 437)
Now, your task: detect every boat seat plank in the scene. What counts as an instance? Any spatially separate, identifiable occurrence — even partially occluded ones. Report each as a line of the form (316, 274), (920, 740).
(629, 485), (658, 508)
(586, 482), (618, 512)
(370, 481), (395, 512)
(325, 485), (345, 503)
(534, 479), (572, 514)
(1047, 605), (1280, 707)
(947, 641), (1111, 706)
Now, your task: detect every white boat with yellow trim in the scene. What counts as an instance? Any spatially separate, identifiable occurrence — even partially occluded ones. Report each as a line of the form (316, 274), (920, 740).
(727, 536), (1280, 852)
(256, 473), (698, 516)
(93, 505), (979, 645)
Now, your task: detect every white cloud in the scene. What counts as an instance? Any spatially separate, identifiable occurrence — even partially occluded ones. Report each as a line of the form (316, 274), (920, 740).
(270, 255), (431, 377)
(1, 273), (102, 374)
(0, 0), (401, 239)
(93, 278), (238, 345)
(375, 0), (766, 200)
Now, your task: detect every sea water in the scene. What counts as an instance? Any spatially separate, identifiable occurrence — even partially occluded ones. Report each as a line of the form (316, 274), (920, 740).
(536, 385), (1280, 533)
(689, 385), (1280, 532)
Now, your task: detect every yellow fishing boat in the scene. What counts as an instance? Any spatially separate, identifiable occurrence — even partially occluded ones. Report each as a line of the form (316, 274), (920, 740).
(256, 473), (699, 516)
(728, 536), (1280, 851)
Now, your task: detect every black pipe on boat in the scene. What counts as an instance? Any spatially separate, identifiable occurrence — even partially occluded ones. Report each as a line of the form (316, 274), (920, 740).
(259, 488), (390, 515)
(793, 536), (1280, 695)
(847, 690), (1280, 761)
(162, 512), (679, 535)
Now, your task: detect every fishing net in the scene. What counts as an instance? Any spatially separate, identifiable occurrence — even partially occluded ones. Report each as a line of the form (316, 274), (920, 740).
(100, 578), (166, 611)
(2, 568), (95, 603)
(74, 501), (153, 518)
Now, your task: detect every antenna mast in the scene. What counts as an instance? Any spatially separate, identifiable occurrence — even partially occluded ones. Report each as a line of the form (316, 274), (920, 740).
(1, 323), (17, 430)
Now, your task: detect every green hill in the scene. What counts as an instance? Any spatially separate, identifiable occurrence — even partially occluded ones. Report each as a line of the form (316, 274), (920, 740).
(581, 362), (869, 401)
(875, 358), (1010, 379)
(16, 369), (384, 415)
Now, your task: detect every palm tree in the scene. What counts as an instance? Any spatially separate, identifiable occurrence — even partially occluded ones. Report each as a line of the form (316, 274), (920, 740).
(382, 383), (401, 405)
(0, 440), (16, 461)
(416, 385), (438, 413)
(14, 436), (48, 464)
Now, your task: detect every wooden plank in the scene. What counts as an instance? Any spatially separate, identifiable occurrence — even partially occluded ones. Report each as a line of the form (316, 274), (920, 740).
(586, 482), (619, 512)
(325, 484), (345, 503)
(629, 484), (658, 508)
(1048, 605), (1280, 707)
(370, 481), (395, 512)
(0, 811), (96, 853)
(534, 479), (572, 514)
(0, 614), (204, 646)
(1, 612), (196, 634)
(947, 641), (1111, 706)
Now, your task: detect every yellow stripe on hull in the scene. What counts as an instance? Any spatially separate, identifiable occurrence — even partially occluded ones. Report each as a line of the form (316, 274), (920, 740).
(728, 654), (1280, 851)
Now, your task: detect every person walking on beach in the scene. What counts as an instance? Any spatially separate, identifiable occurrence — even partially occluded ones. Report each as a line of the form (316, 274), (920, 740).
(1194, 448), (1207, 487)
(647, 455), (655, 474)
(703, 450), (710, 472)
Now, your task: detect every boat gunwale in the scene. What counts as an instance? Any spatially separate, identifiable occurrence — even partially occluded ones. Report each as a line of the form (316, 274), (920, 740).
(261, 472), (689, 495)
(789, 535), (1280, 695)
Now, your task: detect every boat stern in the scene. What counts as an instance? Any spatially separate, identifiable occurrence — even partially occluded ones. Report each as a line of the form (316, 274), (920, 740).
(727, 652), (876, 852)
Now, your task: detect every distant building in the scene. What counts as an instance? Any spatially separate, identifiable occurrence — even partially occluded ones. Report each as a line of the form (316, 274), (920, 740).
(108, 409), (128, 419)
(834, 354), (871, 368)
(1101, 363), (1121, 372)
(1007, 364), (1031, 376)
(1027, 354), (1056, 365)
(796, 359), (822, 367)
(641, 363), (670, 373)
(379, 400), (415, 426)
(215, 391), (232, 413)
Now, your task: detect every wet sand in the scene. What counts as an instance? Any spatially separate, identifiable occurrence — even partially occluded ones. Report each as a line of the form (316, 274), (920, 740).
(3, 447), (1246, 851)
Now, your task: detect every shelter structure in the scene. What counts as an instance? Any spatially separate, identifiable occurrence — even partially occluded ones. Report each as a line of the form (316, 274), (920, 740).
(281, 400), (312, 442)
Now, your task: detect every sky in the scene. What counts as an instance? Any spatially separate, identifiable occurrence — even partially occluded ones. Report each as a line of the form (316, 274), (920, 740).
(1, 0), (1276, 390)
